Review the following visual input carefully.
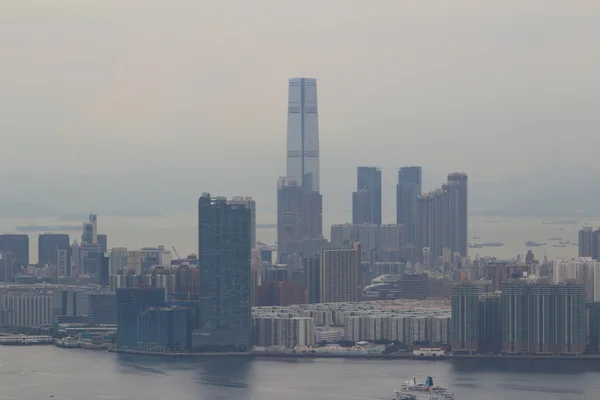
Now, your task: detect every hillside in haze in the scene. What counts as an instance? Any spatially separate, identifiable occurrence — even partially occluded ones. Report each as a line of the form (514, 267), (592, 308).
(0, 168), (597, 219)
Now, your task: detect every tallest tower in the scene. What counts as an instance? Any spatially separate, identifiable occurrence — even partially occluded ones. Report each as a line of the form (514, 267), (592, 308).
(286, 78), (320, 192)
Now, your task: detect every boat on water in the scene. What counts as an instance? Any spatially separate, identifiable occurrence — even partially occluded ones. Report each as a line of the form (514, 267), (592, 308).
(394, 376), (455, 399)
(468, 243), (483, 249)
(55, 337), (81, 349)
(525, 241), (546, 247)
(483, 241), (504, 247)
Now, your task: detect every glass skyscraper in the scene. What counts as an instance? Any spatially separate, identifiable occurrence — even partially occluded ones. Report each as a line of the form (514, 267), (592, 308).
(196, 193), (252, 352)
(353, 166), (382, 225)
(396, 166), (422, 245)
(286, 77), (320, 192)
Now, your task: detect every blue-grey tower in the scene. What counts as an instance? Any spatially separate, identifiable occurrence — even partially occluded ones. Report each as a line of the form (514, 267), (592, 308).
(286, 78), (320, 192)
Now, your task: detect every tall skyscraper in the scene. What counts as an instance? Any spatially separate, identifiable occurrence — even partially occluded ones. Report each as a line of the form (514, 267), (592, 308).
(579, 227), (600, 260)
(352, 166), (382, 225)
(196, 193), (252, 352)
(396, 166), (422, 245)
(38, 233), (70, 266)
(286, 78), (320, 192)
(416, 172), (468, 261)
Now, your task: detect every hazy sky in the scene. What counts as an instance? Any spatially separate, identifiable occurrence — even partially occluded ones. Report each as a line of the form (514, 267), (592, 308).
(2, 1), (599, 215)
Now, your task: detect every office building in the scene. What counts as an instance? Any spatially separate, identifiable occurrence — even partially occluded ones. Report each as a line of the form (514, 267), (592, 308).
(38, 234), (70, 266)
(276, 177), (323, 260)
(451, 282), (480, 353)
(416, 172), (468, 262)
(56, 245), (71, 277)
(97, 234), (107, 254)
(353, 167), (382, 225)
(229, 196), (257, 248)
(396, 166), (422, 246)
(116, 287), (165, 348)
(0, 234), (29, 267)
(82, 214), (97, 244)
(320, 242), (361, 303)
(137, 306), (190, 351)
(196, 193), (252, 352)
(286, 77), (320, 192)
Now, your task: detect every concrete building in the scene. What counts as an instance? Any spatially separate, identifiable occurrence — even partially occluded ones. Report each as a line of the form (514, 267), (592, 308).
(396, 166), (422, 246)
(416, 172), (468, 263)
(320, 242), (361, 303)
(353, 167), (382, 225)
(38, 234), (70, 267)
(0, 234), (29, 267)
(552, 258), (600, 302)
(0, 291), (53, 328)
(276, 177), (323, 261)
(451, 282), (480, 353)
(196, 193), (252, 352)
(286, 77), (320, 192)
(254, 316), (315, 348)
(116, 287), (165, 348)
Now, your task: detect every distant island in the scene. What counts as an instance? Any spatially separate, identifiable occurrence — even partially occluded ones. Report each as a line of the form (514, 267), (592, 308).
(0, 201), (164, 219)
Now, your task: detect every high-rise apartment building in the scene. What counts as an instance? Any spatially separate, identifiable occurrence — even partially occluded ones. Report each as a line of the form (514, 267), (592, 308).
(579, 227), (600, 260)
(396, 166), (422, 246)
(353, 167), (382, 225)
(0, 234), (29, 267)
(319, 242), (361, 303)
(501, 279), (585, 354)
(196, 193), (252, 352)
(286, 77), (320, 192)
(229, 196), (256, 248)
(416, 172), (468, 262)
(38, 233), (70, 267)
(451, 282), (480, 353)
(276, 177), (323, 260)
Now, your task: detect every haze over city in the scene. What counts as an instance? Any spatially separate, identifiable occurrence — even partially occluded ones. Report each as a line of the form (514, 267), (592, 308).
(2, 0), (600, 218)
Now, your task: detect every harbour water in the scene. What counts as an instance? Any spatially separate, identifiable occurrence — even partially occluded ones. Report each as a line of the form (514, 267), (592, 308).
(0, 346), (599, 399)
(0, 214), (593, 263)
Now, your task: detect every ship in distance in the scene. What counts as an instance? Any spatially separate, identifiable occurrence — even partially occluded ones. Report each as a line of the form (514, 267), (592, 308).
(394, 376), (455, 400)
(525, 240), (546, 247)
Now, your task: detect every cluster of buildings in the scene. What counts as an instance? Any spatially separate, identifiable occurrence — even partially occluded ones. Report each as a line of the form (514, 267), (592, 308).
(253, 300), (450, 348)
(0, 77), (471, 354)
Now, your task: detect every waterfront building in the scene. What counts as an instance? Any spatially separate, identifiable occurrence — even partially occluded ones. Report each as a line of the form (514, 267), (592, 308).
(501, 279), (585, 354)
(286, 77), (320, 192)
(478, 293), (502, 354)
(451, 282), (480, 353)
(320, 242), (361, 303)
(116, 287), (165, 348)
(353, 167), (382, 225)
(0, 291), (53, 328)
(196, 193), (252, 352)
(0, 234), (29, 267)
(396, 166), (422, 247)
(38, 233), (70, 267)
(0, 252), (14, 283)
(254, 316), (315, 348)
(137, 306), (190, 351)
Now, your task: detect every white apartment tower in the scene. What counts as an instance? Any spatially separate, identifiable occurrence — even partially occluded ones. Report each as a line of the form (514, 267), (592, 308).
(286, 78), (320, 192)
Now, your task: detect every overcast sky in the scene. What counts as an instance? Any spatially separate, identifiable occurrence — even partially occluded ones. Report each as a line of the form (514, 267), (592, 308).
(2, 1), (599, 214)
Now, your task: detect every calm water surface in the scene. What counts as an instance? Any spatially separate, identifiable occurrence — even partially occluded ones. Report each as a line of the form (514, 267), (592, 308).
(0, 347), (599, 400)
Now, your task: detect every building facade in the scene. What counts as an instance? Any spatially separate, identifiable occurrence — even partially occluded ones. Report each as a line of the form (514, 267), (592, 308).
(320, 243), (361, 303)
(286, 77), (320, 192)
(38, 234), (70, 267)
(353, 166), (382, 225)
(196, 193), (252, 352)
(396, 166), (422, 246)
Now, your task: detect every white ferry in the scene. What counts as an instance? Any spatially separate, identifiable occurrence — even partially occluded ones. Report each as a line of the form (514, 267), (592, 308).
(55, 337), (81, 349)
(395, 376), (455, 400)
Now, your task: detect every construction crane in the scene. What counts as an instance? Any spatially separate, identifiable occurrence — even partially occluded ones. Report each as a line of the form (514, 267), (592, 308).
(172, 246), (182, 263)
